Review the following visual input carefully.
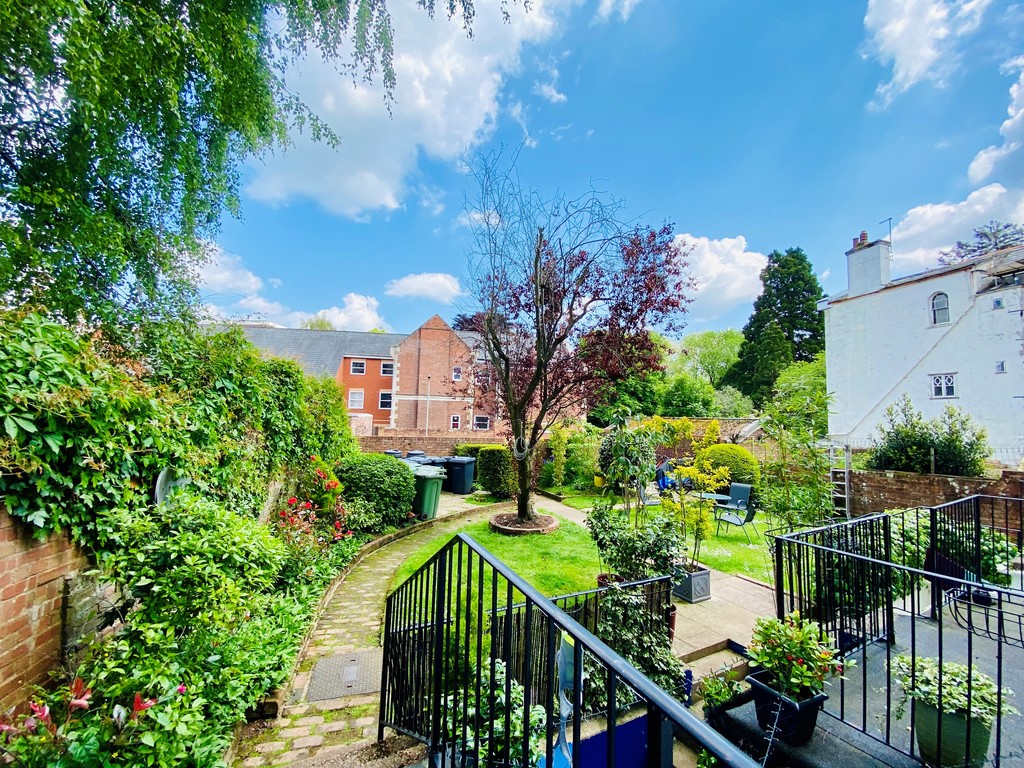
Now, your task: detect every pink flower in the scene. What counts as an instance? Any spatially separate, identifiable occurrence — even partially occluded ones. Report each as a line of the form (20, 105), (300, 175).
(68, 678), (91, 710)
(131, 693), (156, 720)
(29, 702), (49, 722)
(177, 684), (187, 695)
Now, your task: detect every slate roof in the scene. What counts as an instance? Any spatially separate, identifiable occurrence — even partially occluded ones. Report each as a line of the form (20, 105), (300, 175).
(237, 325), (407, 378)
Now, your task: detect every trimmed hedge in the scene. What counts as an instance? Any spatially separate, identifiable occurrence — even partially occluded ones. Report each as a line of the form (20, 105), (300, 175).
(336, 453), (416, 527)
(455, 443), (517, 499)
(698, 443), (760, 488)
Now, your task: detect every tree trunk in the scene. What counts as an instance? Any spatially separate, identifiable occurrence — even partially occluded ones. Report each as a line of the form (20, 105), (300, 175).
(515, 449), (536, 522)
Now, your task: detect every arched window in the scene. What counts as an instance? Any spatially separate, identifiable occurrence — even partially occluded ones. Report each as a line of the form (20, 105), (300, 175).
(930, 292), (949, 325)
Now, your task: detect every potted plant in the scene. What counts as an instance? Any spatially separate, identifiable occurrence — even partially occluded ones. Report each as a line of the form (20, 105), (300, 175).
(699, 664), (745, 727)
(892, 655), (1018, 767)
(662, 456), (729, 603)
(745, 611), (845, 746)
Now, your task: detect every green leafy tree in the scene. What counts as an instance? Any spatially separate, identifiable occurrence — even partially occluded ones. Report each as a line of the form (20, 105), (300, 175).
(589, 368), (667, 425)
(727, 248), (823, 403)
(660, 372), (715, 417)
(0, 0), (493, 346)
(771, 352), (828, 438)
(712, 386), (754, 417)
(938, 220), (1024, 265)
(301, 315), (337, 331)
(675, 329), (743, 388)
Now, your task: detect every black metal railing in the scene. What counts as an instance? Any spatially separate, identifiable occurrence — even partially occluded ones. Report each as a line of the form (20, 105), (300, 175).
(379, 534), (757, 768)
(773, 495), (1024, 766)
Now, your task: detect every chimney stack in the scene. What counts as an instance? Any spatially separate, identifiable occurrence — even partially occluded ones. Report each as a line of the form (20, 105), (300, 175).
(845, 229), (891, 298)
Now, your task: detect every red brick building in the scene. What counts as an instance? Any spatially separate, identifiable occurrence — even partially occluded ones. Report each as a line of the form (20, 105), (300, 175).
(239, 318), (500, 438)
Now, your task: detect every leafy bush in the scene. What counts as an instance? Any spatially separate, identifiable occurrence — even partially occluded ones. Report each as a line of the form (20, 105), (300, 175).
(342, 497), (383, 534)
(476, 446), (517, 499)
(866, 395), (989, 476)
(337, 453), (416, 527)
(0, 311), (185, 545)
(548, 425), (568, 488)
(597, 427), (655, 476)
(564, 427), (601, 490)
(537, 461), (555, 488)
(300, 377), (359, 467)
(697, 443), (760, 488)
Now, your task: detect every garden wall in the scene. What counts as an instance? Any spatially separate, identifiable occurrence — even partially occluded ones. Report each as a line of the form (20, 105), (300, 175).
(358, 435), (505, 456)
(0, 506), (115, 712)
(849, 469), (1024, 523)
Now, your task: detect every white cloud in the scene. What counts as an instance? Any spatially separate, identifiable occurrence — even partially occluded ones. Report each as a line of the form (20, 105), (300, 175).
(533, 62), (567, 103)
(595, 0), (642, 22)
(678, 234), (768, 321)
(508, 101), (538, 148)
(862, 0), (993, 109)
(317, 294), (391, 331)
(968, 56), (1024, 183)
(200, 250), (391, 330)
(244, 2), (559, 217)
(384, 272), (463, 303)
(890, 183), (1024, 269)
(199, 248), (264, 295)
(820, 268), (832, 283)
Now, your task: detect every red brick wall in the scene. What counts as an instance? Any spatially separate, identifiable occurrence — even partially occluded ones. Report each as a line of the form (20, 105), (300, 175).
(0, 507), (93, 711)
(392, 315), (496, 436)
(338, 355), (395, 427)
(849, 469), (1024, 518)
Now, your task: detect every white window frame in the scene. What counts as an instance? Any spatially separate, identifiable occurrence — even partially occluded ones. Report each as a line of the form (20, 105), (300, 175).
(450, 415), (461, 430)
(474, 415), (491, 431)
(350, 359), (366, 375)
(379, 391), (393, 409)
(381, 361), (394, 376)
(930, 373), (957, 399)
(930, 292), (950, 325)
(452, 366), (463, 382)
(348, 389), (364, 409)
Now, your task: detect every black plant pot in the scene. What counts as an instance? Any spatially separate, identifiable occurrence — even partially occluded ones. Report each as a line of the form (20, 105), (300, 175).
(746, 669), (828, 747)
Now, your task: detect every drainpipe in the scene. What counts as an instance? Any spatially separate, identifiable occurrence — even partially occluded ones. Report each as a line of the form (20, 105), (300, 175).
(425, 376), (431, 437)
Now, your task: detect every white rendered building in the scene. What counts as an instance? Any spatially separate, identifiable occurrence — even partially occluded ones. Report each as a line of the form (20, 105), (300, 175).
(820, 231), (1024, 465)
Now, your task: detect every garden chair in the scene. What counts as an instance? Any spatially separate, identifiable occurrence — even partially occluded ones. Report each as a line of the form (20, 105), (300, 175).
(716, 506), (759, 543)
(715, 482), (752, 516)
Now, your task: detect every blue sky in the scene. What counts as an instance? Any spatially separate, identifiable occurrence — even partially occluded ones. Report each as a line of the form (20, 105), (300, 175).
(204, 0), (1024, 337)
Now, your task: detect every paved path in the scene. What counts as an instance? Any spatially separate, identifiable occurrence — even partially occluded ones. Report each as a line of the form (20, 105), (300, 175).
(231, 492), (776, 767)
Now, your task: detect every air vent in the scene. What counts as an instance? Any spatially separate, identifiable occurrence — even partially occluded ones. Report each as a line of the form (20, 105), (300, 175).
(993, 297), (1005, 310)
(996, 360), (1007, 374)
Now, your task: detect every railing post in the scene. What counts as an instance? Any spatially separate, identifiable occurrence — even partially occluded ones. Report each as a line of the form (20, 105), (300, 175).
(646, 708), (673, 768)
(774, 536), (785, 619)
(428, 548), (447, 766)
(929, 505), (939, 621)
(973, 495), (983, 581)
(379, 593), (393, 742)
(883, 515), (895, 645)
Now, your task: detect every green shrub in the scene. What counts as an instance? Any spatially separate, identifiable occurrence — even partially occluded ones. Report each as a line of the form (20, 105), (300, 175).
(565, 428), (601, 490)
(597, 428), (655, 476)
(301, 376), (359, 467)
(698, 443), (760, 488)
(337, 453), (416, 526)
(343, 497), (383, 534)
(866, 395), (989, 477)
(548, 425), (568, 488)
(0, 311), (185, 546)
(476, 446), (517, 499)
(538, 461), (555, 488)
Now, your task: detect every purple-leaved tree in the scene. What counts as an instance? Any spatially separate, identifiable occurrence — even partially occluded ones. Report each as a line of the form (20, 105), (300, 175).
(464, 150), (695, 523)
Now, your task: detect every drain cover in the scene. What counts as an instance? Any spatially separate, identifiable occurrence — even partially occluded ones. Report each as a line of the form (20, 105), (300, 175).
(306, 649), (383, 701)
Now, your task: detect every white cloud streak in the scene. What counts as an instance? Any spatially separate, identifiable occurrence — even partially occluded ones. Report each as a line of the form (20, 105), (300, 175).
(968, 56), (1024, 183)
(862, 0), (993, 109)
(384, 272), (464, 303)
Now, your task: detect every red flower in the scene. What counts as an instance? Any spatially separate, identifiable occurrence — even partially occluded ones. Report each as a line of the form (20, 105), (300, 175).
(797, 658), (804, 666)
(304, 501), (313, 509)
(287, 497), (297, 506)
(131, 693), (156, 720)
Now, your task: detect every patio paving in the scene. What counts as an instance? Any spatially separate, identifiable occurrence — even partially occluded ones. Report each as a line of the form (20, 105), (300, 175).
(231, 492), (777, 767)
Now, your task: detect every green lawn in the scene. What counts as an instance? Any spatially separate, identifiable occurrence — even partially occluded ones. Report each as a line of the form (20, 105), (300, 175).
(697, 518), (774, 582)
(391, 516), (602, 597)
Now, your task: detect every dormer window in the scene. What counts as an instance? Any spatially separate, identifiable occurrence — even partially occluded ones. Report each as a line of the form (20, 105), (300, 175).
(930, 292), (949, 325)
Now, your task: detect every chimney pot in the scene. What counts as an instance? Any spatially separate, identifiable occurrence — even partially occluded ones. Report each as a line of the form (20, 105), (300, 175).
(853, 237), (859, 249)
(860, 230), (869, 244)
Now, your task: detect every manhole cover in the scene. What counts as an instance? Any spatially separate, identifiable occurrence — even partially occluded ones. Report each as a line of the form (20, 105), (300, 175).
(307, 649), (383, 701)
